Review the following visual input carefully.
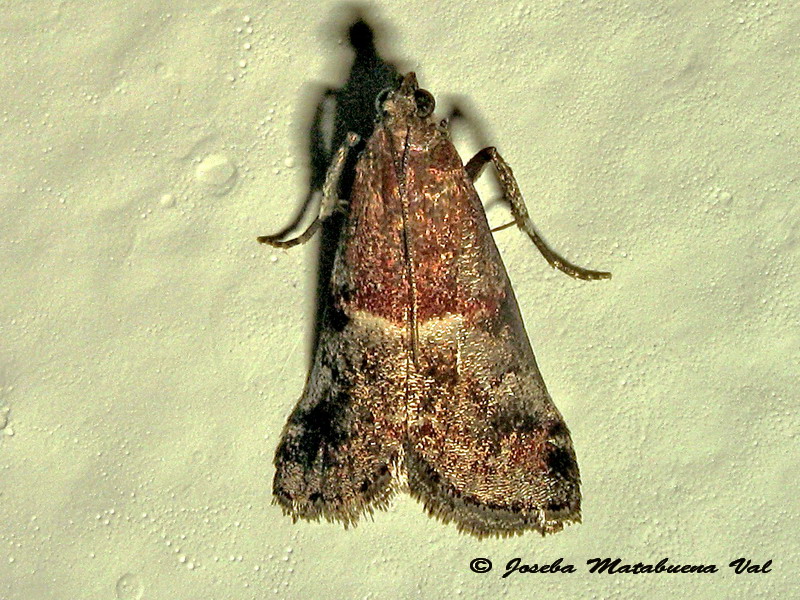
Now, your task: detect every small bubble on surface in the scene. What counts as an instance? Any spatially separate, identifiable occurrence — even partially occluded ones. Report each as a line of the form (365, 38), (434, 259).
(115, 573), (144, 600)
(195, 154), (237, 195)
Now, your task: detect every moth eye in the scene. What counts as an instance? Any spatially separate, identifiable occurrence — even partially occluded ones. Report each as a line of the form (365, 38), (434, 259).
(375, 88), (392, 114)
(414, 89), (435, 118)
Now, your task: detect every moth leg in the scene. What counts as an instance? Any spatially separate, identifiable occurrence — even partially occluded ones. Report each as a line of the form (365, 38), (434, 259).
(465, 147), (611, 281)
(258, 132), (360, 248)
(490, 220), (515, 233)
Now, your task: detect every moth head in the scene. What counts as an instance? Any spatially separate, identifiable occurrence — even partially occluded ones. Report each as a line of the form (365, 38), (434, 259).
(376, 72), (436, 122)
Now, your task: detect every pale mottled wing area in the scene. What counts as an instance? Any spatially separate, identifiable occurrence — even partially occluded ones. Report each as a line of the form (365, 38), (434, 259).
(404, 156), (581, 537)
(272, 314), (407, 525)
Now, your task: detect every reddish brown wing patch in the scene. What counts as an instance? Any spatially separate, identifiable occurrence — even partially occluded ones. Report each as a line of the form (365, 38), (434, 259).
(342, 126), (409, 325)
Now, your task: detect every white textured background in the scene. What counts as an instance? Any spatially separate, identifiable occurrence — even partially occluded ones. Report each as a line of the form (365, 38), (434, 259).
(1, 1), (797, 598)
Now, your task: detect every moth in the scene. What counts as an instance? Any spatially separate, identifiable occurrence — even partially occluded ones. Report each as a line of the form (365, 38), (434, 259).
(259, 73), (610, 536)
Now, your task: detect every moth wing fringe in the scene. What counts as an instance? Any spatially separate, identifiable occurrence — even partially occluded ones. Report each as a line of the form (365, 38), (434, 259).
(407, 451), (581, 538)
(272, 452), (405, 528)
